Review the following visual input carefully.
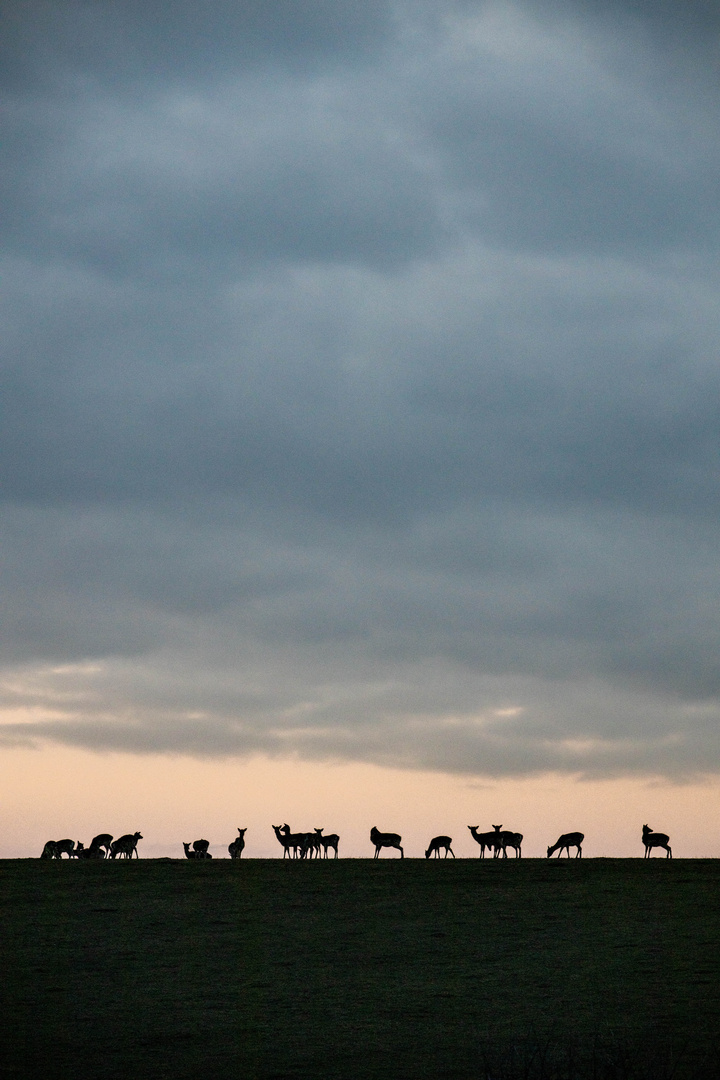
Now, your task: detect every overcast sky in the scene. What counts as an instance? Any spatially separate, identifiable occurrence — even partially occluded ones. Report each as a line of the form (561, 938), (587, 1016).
(3, 0), (720, 791)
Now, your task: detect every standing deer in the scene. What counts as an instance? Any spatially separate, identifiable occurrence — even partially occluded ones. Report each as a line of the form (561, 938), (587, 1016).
(110, 832), (143, 859)
(494, 825), (523, 858)
(228, 828), (247, 859)
(370, 826), (403, 859)
(272, 824), (298, 858)
(89, 834), (113, 858)
(282, 824), (310, 859)
(299, 831), (321, 859)
(642, 824), (672, 859)
(467, 826), (504, 858)
(309, 831), (325, 859)
(547, 832), (584, 858)
(425, 835), (455, 859)
(314, 828), (340, 859)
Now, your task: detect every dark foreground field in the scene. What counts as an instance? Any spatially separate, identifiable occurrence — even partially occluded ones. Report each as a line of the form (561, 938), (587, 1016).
(2, 858), (719, 1079)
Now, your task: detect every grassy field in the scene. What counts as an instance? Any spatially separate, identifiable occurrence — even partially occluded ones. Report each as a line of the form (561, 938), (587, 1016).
(2, 857), (719, 1079)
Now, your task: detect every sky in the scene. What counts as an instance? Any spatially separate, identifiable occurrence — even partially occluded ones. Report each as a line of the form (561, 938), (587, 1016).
(2, 1), (720, 858)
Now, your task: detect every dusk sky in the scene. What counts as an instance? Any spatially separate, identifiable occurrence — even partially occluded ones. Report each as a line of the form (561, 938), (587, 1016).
(3, 1), (720, 858)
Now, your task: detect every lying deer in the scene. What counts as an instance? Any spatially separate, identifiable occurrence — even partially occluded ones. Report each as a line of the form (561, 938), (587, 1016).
(75, 842), (106, 860)
(183, 841), (212, 860)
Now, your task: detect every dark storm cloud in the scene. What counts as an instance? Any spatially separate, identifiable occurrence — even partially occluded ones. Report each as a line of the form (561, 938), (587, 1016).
(4, 255), (718, 516)
(554, 0), (720, 55)
(2, 83), (442, 276)
(415, 7), (720, 256)
(2, 1), (720, 777)
(0, 0), (391, 91)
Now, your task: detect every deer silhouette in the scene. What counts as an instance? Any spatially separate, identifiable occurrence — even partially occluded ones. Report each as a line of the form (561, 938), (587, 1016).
(272, 824), (300, 858)
(300, 831), (321, 859)
(75, 842), (106, 859)
(425, 835), (455, 859)
(314, 828), (340, 859)
(283, 824), (312, 859)
(228, 828), (247, 859)
(642, 824), (672, 859)
(110, 832), (142, 859)
(494, 825), (523, 858)
(89, 834), (113, 858)
(183, 842), (212, 860)
(52, 839), (77, 859)
(467, 826), (504, 858)
(370, 826), (403, 859)
(547, 832), (584, 858)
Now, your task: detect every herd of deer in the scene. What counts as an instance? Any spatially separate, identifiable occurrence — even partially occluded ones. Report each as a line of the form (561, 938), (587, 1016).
(38, 824), (673, 860)
(40, 832), (142, 860)
(272, 825), (340, 859)
(182, 829), (247, 860)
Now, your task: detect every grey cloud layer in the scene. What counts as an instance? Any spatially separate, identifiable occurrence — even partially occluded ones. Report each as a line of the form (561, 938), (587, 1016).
(2, 1), (720, 777)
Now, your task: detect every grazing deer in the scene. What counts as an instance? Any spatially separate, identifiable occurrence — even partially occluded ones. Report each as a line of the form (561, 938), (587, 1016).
(642, 824), (672, 859)
(228, 828), (247, 859)
(547, 832), (584, 858)
(110, 832), (143, 859)
(40, 841), (60, 859)
(90, 834), (114, 858)
(467, 826), (504, 859)
(314, 828), (340, 859)
(370, 826), (403, 859)
(192, 839), (210, 856)
(53, 839), (77, 859)
(425, 835), (455, 859)
(495, 826), (523, 858)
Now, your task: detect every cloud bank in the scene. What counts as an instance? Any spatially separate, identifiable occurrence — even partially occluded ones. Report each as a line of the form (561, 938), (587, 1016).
(2, 1), (720, 779)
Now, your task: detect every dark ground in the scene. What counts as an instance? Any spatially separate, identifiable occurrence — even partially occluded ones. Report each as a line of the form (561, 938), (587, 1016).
(2, 857), (719, 1079)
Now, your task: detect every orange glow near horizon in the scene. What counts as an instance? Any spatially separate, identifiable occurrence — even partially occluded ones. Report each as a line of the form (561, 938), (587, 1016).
(2, 745), (719, 860)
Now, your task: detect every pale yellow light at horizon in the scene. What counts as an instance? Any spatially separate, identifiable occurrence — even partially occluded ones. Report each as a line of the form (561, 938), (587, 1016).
(2, 745), (719, 859)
